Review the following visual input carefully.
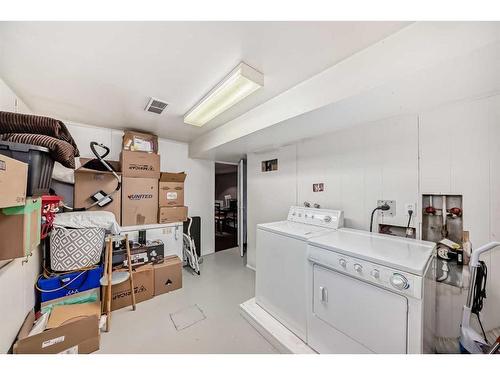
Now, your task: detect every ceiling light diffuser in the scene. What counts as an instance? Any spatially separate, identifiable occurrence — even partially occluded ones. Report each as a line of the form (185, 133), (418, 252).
(184, 62), (264, 127)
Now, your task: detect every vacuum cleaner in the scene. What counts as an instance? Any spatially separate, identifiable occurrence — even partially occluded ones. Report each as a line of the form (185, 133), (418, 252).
(459, 241), (500, 353)
(63, 141), (121, 211)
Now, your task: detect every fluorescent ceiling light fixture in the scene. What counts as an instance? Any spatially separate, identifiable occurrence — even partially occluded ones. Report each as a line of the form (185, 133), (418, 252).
(184, 62), (264, 127)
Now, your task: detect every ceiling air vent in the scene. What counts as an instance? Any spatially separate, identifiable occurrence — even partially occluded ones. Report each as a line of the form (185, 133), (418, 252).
(145, 97), (168, 114)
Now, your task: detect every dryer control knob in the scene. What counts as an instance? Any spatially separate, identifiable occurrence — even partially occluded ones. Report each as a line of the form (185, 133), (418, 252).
(339, 259), (347, 268)
(354, 263), (363, 273)
(390, 274), (409, 290)
(371, 269), (380, 279)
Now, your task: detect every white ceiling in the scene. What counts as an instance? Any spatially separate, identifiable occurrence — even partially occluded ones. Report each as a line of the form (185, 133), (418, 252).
(0, 21), (408, 142)
(207, 30), (500, 162)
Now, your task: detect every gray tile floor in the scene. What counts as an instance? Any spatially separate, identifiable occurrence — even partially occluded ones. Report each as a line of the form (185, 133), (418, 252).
(98, 247), (277, 353)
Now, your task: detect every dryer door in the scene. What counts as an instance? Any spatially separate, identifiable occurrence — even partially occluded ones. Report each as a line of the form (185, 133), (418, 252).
(312, 264), (408, 353)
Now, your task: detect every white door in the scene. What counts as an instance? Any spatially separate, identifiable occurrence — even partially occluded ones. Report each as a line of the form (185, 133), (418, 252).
(237, 158), (246, 257)
(312, 264), (408, 353)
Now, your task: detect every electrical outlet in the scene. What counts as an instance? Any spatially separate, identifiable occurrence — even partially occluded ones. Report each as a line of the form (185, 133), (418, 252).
(405, 203), (416, 213)
(377, 200), (396, 217)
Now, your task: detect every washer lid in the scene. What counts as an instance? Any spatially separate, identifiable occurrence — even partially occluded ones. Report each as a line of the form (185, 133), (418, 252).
(308, 228), (435, 275)
(258, 221), (333, 240)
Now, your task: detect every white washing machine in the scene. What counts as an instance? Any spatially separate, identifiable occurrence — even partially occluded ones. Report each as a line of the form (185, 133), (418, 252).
(255, 206), (344, 342)
(307, 228), (436, 353)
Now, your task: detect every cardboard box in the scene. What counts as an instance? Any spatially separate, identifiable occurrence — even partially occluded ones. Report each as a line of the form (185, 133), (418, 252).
(74, 159), (122, 224)
(159, 172), (186, 207)
(122, 130), (158, 153)
(13, 310), (100, 354)
(0, 197), (41, 261)
(121, 150), (160, 179)
(158, 206), (188, 224)
(154, 255), (183, 296)
(122, 177), (158, 226)
(111, 264), (154, 311)
(46, 302), (101, 330)
(41, 288), (100, 314)
(0, 154), (28, 208)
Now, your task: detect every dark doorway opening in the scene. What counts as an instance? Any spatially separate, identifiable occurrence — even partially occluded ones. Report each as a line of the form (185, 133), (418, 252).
(215, 163), (238, 252)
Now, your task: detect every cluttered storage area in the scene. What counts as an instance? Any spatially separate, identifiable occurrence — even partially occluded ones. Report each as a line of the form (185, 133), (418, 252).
(0, 112), (200, 354)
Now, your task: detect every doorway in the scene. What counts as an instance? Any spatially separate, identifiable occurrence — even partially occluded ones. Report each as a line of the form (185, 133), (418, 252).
(215, 162), (238, 252)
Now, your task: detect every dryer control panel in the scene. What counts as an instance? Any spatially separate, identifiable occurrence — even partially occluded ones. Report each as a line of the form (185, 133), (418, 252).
(287, 206), (344, 230)
(307, 245), (425, 299)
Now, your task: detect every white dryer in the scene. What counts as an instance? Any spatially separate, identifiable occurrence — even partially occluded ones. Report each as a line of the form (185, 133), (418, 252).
(307, 228), (436, 353)
(255, 206), (344, 341)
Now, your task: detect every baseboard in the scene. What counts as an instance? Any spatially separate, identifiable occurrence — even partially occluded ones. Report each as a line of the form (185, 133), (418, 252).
(239, 298), (315, 354)
(246, 264), (256, 271)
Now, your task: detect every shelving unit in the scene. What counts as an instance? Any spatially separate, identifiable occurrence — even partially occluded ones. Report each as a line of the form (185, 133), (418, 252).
(119, 222), (182, 233)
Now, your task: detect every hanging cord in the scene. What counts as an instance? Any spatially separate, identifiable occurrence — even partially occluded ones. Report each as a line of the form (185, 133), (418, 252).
(405, 210), (413, 238)
(369, 203), (390, 232)
(471, 260), (489, 343)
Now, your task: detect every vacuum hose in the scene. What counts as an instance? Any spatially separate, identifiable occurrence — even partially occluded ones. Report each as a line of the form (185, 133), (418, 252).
(471, 260), (488, 342)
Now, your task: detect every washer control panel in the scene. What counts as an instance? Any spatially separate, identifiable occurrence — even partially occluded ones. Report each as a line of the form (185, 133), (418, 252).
(308, 245), (423, 299)
(287, 206), (344, 229)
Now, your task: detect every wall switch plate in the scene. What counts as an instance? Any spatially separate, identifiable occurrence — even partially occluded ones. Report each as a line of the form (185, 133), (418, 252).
(377, 200), (396, 217)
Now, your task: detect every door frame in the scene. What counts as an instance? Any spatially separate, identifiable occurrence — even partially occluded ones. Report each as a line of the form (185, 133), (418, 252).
(214, 161), (241, 254)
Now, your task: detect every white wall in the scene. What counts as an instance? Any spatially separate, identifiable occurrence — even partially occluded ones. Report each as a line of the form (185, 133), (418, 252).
(247, 144), (297, 269)
(297, 115), (419, 231)
(0, 77), (41, 353)
(247, 94), (500, 337)
(65, 122), (215, 257)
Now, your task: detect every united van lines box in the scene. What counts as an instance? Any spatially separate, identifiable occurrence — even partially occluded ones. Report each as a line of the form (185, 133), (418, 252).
(159, 172), (186, 207)
(154, 255), (182, 296)
(0, 154), (27, 208)
(122, 177), (158, 226)
(158, 206), (188, 224)
(121, 150), (160, 179)
(0, 197), (41, 261)
(111, 264), (154, 311)
(13, 310), (100, 354)
(74, 159), (121, 224)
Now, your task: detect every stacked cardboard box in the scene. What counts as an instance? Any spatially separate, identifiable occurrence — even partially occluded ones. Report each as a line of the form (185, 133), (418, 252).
(111, 256), (183, 311)
(13, 302), (101, 354)
(120, 131), (160, 226)
(158, 172), (188, 223)
(74, 159), (122, 224)
(0, 154), (42, 261)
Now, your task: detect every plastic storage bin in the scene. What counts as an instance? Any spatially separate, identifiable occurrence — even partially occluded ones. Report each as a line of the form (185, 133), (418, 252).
(36, 265), (104, 302)
(0, 141), (54, 196)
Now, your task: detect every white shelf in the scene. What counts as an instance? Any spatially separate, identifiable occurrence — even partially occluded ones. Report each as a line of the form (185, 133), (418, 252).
(119, 222), (183, 233)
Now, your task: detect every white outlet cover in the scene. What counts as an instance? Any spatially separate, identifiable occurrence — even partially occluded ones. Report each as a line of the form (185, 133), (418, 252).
(405, 203), (416, 212)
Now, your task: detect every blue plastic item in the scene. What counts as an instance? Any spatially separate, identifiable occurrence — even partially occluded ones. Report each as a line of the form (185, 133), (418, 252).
(37, 265), (103, 303)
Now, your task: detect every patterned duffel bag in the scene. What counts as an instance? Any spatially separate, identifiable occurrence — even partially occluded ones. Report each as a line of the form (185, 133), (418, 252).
(50, 226), (105, 271)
